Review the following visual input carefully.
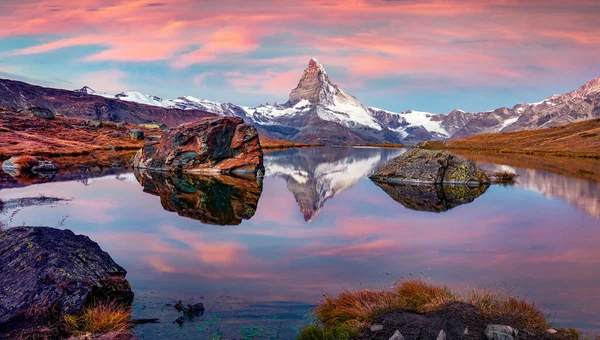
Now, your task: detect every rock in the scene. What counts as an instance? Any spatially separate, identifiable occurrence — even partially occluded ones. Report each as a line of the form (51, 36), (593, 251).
(2, 156), (57, 177)
(133, 117), (264, 175)
(28, 107), (55, 120)
(127, 129), (144, 140)
(355, 302), (486, 340)
(134, 170), (262, 226)
(371, 149), (489, 185)
(116, 121), (127, 129)
(485, 325), (518, 340)
(371, 181), (488, 212)
(547, 328), (558, 334)
(371, 324), (384, 332)
(89, 120), (103, 128)
(436, 329), (446, 340)
(0, 227), (133, 334)
(388, 330), (404, 340)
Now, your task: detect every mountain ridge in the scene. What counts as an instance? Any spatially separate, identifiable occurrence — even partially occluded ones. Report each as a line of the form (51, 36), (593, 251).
(1, 58), (599, 144)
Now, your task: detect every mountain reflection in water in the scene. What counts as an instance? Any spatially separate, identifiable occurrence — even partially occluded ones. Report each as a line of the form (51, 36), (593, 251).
(134, 170), (262, 225)
(264, 146), (405, 221)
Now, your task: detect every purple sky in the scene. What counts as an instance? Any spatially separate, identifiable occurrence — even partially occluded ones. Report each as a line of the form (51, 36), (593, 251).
(1, 0), (600, 112)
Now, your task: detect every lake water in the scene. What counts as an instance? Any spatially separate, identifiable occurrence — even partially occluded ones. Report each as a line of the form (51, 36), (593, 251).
(1, 147), (599, 339)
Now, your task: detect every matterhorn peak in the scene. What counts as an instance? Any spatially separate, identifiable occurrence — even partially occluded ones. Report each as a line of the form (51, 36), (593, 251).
(288, 58), (334, 105)
(74, 86), (95, 94)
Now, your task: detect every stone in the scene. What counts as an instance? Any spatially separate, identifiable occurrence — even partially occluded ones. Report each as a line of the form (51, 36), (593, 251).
(436, 329), (446, 340)
(2, 156), (58, 177)
(547, 328), (558, 334)
(388, 330), (404, 340)
(370, 324), (384, 332)
(133, 117), (264, 175)
(89, 120), (103, 128)
(134, 170), (263, 226)
(485, 325), (518, 340)
(28, 107), (55, 120)
(127, 129), (144, 140)
(116, 121), (127, 129)
(370, 149), (489, 185)
(0, 227), (133, 334)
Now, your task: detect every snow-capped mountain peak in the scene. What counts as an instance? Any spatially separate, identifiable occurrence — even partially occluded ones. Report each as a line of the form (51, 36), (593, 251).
(74, 86), (96, 94)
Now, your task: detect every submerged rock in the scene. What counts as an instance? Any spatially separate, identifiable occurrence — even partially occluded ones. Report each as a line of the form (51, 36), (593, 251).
(0, 227), (133, 334)
(371, 149), (489, 185)
(134, 170), (263, 225)
(133, 117), (264, 175)
(371, 181), (488, 212)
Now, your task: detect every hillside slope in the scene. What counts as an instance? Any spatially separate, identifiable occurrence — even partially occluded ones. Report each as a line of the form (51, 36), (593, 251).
(443, 118), (600, 157)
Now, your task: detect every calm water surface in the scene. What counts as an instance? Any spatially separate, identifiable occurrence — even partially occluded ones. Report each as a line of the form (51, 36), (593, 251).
(1, 147), (599, 339)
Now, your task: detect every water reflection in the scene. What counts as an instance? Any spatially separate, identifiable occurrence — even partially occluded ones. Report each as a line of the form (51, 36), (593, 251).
(264, 147), (405, 221)
(372, 181), (489, 212)
(134, 170), (263, 225)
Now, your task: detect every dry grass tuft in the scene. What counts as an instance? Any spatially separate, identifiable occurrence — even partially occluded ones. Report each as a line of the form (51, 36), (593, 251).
(297, 323), (354, 340)
(485, 296), (548, 333)
(315, 289), (401, 331)
(62, 301), (131, 336)
(395, 279), (456, 313)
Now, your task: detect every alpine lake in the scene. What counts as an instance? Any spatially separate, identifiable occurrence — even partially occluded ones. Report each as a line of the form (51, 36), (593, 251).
(1, 146), (598, 339)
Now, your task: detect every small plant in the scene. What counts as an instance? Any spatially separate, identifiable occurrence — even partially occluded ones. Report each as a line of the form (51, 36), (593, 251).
(62, 301), (131, 335)
(493, 171), (517, 184)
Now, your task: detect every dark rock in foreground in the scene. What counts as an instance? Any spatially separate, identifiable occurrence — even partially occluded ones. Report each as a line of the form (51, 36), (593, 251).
(134, 170), (263, 225)
(372, 181), (489, 212)
(133, 117), (264, 175)
(357, 302), (486, 340)
(28, 107), (55, 120)
(371, 149), (489, 185)
(0, 227), (133, 334)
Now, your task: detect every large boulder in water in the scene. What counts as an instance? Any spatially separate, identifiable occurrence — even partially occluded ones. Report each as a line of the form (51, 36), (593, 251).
(133, 117), (264, 175)
(370, 149), (489, 185)
(0, 227), (133, 333)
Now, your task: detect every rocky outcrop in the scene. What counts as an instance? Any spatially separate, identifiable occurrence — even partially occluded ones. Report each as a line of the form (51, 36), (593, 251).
(372, 181), (488, 212)
(0, 227), (133, 334)
(134, 170), (262, 225)
(133, 117), (264, 175)
(127, 128), (144, 140)
(370, 149), (489, 185)
(28, 107), (55, 120)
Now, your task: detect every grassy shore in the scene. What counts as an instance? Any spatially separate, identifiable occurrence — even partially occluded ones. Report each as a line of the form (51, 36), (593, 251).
(299, 279), (584, 340)
(419, 119), (600, 159)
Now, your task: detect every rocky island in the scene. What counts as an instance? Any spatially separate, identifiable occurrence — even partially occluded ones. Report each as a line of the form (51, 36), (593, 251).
(133, 116), (265, 175)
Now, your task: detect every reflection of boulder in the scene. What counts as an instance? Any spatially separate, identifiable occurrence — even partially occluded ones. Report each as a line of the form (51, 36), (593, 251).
(134, 170), (262, 225)
(265, 147), (405, 222)
(372, 180), (488, 212)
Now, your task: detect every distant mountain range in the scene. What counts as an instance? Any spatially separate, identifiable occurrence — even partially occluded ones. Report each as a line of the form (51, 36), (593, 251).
(1, 58), (599, 144)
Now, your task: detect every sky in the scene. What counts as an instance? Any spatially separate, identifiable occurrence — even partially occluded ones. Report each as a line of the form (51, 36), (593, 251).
(1, 0), (600, 113)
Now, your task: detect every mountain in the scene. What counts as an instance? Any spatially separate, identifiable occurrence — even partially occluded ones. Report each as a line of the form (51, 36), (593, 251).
(264, 147), (404, 221)
(72, 59), (600, 145)
(1, 59), (599, 144)
(0, 78), (216, 126)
